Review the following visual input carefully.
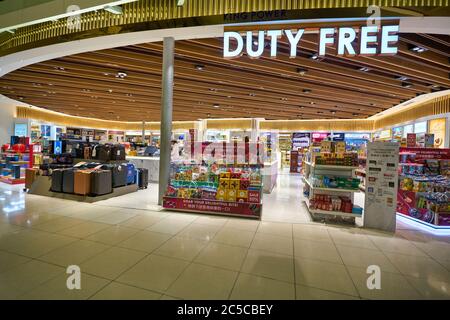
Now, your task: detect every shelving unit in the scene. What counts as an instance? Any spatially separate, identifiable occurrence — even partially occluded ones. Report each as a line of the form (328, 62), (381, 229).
(302, 160), (361, 223)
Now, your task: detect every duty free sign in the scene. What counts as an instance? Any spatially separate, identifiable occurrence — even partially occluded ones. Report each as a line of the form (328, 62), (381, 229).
(223, 25), (399, 58)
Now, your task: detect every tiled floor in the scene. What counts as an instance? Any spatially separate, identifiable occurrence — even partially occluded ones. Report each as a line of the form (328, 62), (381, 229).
(0, 172), (449, 300)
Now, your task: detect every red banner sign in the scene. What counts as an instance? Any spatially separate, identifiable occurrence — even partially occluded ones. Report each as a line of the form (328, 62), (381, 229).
(163, 197), (261, 217)
(399, 147), (450, 161)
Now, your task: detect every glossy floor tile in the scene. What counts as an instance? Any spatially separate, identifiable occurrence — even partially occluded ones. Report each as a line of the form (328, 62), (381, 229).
(0, 173), (449, 299)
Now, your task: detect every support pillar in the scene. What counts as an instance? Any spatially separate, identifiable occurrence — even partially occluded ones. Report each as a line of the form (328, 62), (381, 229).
(158, 37), (175, 205)
(141, 121), (146, 143)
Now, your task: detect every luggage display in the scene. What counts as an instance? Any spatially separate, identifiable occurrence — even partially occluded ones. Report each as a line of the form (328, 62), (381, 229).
(25, 168), (37, 189)
(110, 164), (127, 188)
(93, 145), (111, 161)
(51, 169), (64, 192)
(74, 170), (92, 195)
(125, 163), (137, 185)
(83, 146), (92, 159)
(91, 170), (112, 196)
(111, 145), (126, 161)
(137, 168), (148, 189)
(62, 169), (76, 193)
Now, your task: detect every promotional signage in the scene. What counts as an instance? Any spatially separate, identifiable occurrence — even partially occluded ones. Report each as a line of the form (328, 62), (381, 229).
(345, 133), (370, 140)
(224, 25), (399, 58)
(428, 118), (446, 148)
(328, 132), (345, 141)
(312, 132), (329, 142)
(292, 132), (310, 149)
(407, 133), (417, 147)
(364, 142), (399, 232)
(425, 134), (435, 148)
(399, 147), (450, 161)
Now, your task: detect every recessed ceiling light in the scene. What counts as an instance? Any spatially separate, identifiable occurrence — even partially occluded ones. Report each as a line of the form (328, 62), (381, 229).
(310, 53), (319, 60)
(82, 88), (91, 92)
(103, 72), (110, 76)
(249, 93), (256, 97)
(281, 97), (288, 101)
(213, 104), (220, 108)
(302, 89), (311, 93)
(108, 89), (113, 93)
(195, 64), (205, 71)
(296, 68), (308, 76)
(310, 102), (315, 105)
(410, 46), (427, 53)
(359, 67), (370, 72)
(54, 66), (65, 71)
(331, 111), (336, 114)
(227, 96), (232, 98)
(299, 106), (304, 109)
(397, 76), (408, 81)
(116, 71), (127, 79)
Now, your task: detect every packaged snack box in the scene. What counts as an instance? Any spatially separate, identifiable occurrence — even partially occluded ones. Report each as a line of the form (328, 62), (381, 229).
(226, 189), (237, 202)
(240, 178), (250, 190)
(220, 172), (231, 179)
(219, 178), (230, 189)
(229, 178), (240, 190)
(216, 188), (227, 201)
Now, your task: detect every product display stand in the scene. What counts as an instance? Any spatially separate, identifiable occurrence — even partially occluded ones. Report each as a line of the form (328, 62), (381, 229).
(303, 161), (361, 223)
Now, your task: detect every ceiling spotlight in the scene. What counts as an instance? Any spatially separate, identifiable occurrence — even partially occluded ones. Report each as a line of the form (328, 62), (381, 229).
(195, 64), (205, 71)
(213, 104), (220, 108)
(410, 46), (427, 53)
(103, 72), (110, 76)
(281, 97), (288, 101)
(397, 76), (408, 81)
(249, 93), (256, 97)
(82, 88), (91, 92)
(309, 102), (315, 105)
(116, 71), (127, 79)
(296, 68), (308, 76)
(104, 5), (123, 15)
(401, 82), (413, 88)
(108, 89), (113, 93)
(331, 110), (336, 114)
(359, 67), (370, 72)
(310, 53), (319, 60)
(302, 89), (311, 94)
(299, 106), (305, 109)
(126, 93), (133, 97)
(227, 95), (232, 98)
(54, 66), (65, 71)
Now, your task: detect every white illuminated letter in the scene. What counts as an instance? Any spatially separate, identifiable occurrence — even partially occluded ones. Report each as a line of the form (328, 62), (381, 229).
(360, 26), (378, 55)
(380, 25), (399, 54)
(267, 29), (282, 57)
(337, 27), (356, 55)
(318, 28), (335, 56)
(284, 29), (304, 58)
(246, 31), (265, 58)
(223, 31), (243, 58)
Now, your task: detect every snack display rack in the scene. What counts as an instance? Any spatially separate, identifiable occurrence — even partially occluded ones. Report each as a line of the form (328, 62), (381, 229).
(163, 162), (263, 219)
(397, 147), (450, 227)
(302, 141), (363, 222)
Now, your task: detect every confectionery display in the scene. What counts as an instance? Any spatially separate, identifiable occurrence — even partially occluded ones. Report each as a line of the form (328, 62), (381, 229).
(163, 162), (263, 218)
(309, 194), (363, 215)
(310, 175), (360, 190)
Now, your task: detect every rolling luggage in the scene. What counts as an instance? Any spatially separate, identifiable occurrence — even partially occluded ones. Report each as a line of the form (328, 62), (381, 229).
(51, 169), (64, 192)
(100, 164), (127, 188)
(91, 170), (112, 196)
(111, 145), (126, 161)
(74, 170), (92, 195)
(25, 168), (37, 189)
(83, 146), (92, 159)
(62, 169), (76, 193)
(125, 163), (137, 185)
(137, 168), (148, 189)
(93, 145), (111, 161)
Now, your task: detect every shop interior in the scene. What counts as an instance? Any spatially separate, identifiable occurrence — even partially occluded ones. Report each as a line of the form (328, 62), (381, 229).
(0, 19), (449, 300)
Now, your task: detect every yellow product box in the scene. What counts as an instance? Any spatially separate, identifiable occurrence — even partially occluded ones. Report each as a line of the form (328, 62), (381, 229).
(229, 178), (240, 190)
(220, 172), (231, 179)
(334, 142), (346, 153)
(216, 188), (227, 201)
(219, 178), (230, 189)
(177, 188), (189, 199)
(320, 141), (332, 153)
(226, 189), (237, 202)
(237, 190), (248, 199)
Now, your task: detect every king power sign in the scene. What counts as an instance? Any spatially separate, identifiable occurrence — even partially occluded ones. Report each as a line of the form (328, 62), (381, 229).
(223, 25), (399, 58)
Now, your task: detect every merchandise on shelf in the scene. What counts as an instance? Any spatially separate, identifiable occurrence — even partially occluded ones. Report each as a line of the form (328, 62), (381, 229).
(309, 194), (362, 215)
(310, 175), (360, 190)
(315, 152), (358, 166)
(163, 162), (263, 217)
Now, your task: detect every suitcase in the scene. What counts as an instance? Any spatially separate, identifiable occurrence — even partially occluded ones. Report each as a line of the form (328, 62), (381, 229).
(137, 168), (148, 189)
(51, 169), (64, 192)
(93, 145), (111, 161)
(62, 169), (76, 193)
(74, 170), (92, 195)
(100, 164), (127, 188)
(111, 145), (126, 161)
(25, 168), (37, 189)
(83, 146), (92, 159)
(91, 170), (112, 196)
(125, 163), (137, 185)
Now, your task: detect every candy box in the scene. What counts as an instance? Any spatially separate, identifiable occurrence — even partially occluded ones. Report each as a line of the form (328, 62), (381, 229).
(177, 188), (189, 199)
(229, 178), (240, 190)
(188, 188), (201, 199)
(320, 141), (332, 153)
(240, 178), (250, 190)
(231, 172), (241, 179)
(201, 189), (216, 200)
(220, 172), (231, 179)
(166, 185), (178, 197)
(334, 141), (346, 154)
(216, 188), (227, 201)
(237, 190), (248, 199)
(226, 189), (237, 202)
(219, 178), (230, 189)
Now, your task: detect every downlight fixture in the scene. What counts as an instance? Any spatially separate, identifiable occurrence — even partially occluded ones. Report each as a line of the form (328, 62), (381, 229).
(116, 71), (128, 79)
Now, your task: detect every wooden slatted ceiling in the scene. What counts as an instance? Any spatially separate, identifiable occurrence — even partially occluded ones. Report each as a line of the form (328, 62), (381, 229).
(0, 33), (449, 122)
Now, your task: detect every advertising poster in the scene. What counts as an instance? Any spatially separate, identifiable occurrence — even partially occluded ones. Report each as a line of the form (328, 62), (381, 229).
(407, 133), (417, 147)
(328, 132), (345, 141)
(363, 142), (399, 232)
(428, 118), (446, 148)
(345, 133), (369, 152)
(312, 132), (329, 143)
(424, 134), (435, 148)
(392, 127), (403, 142)
(292, 132), (310, 149)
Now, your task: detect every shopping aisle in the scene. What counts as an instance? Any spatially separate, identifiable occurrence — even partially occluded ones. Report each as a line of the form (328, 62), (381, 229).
(0, 175), (449, 300)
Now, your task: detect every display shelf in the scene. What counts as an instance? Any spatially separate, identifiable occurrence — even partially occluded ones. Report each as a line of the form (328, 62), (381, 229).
(303, 160), (358, 171)
(0, 176), (25, 184)
(304, 199), (361, 217)
(302, 176), (359, 193)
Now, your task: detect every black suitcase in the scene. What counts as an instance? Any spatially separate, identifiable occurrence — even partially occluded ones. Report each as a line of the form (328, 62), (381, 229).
(111, 145), (126, 161)
(93, 145), (111, 161)
(137, 168), (148, 189)
(51, 169), (64, 192)
(62, 169), (76, 193)
(91, 170), (112, 196)
(101, 164), (127, 188)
